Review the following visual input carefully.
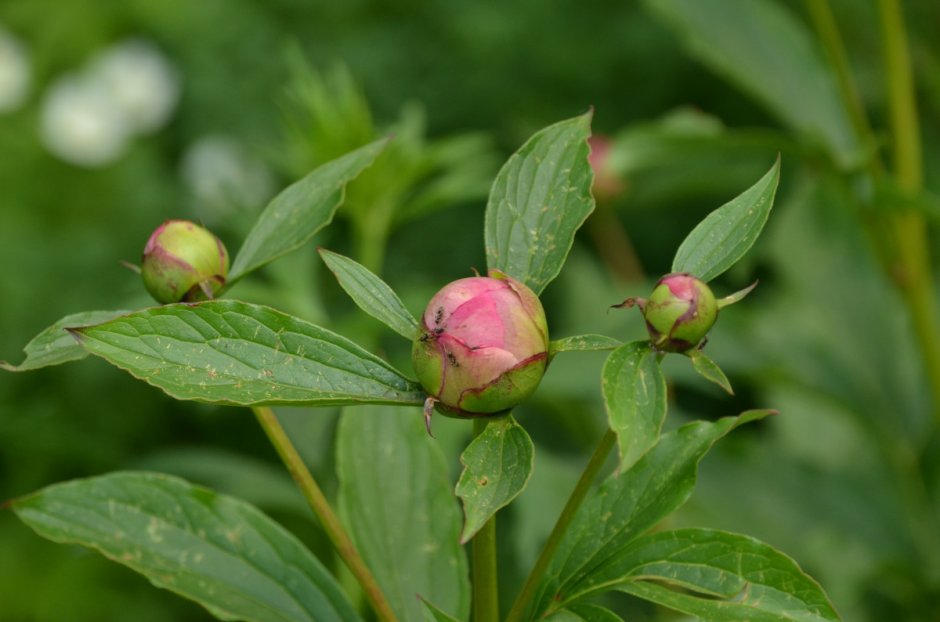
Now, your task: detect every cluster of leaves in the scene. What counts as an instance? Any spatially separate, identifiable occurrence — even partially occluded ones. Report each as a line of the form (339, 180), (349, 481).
(3, 107), (840, 622)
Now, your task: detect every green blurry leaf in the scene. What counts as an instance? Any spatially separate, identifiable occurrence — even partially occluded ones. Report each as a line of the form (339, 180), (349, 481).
(545, 603), (623, 622)
(0, 310), (128, 372)
(13, 472), (361, 622)
(614, 529), (840, 621)
(549, 334), (622, 357)
(672, 157), (780, 282)
(229, 138), (388, 283)
(643, 0), (860, 168)
(602, 341), (667, 470)
(716, 280), (759, 309)
(485, 112), (595, 294)
(337, 406), (470, 622)
(688, 349), (734, 395)
(319, 248), (419, 340)
(530, 411), (772, 619)
(456, 415), (534, 543)
(421, 598), (463, 622)
(70, 300), (424, 407)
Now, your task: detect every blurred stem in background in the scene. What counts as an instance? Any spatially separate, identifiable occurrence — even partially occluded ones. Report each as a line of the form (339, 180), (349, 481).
(809, 0), (940, 422)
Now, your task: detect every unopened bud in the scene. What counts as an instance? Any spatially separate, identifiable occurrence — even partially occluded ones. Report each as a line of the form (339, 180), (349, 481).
(141, 220), (229, 303)
(412, 270), (549, 416)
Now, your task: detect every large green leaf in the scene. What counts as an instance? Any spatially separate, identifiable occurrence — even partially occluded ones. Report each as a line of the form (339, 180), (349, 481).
(529, 411), (771, 619)
(69, 300), (424, 407)
(613, 529), (840, 621)
(642, 0), (860, 168)
(228, 138), (388, 283)
(0, 310), (127, 372)
(319, 248), (419, 340)
(672, 157), (780, 282)
(336, 406), (470, 622)
(12, 472), (361, 622)
(484, 112), (595, 294)
(455, 415), (534, 543)
(602, 341), (667, 470)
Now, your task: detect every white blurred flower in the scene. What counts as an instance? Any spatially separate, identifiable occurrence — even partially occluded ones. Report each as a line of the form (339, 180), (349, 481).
(88, 39), (180, 134)
(181, 135), (274, 222)
(0, 26), (31, 113)
(40, 73), (131, 167)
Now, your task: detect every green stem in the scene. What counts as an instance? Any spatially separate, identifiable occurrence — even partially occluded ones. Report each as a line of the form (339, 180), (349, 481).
(471, 418), (500, 622)
(804, 0), (882, 176)
(877, 0), (940, 420)
(252, 406), (399, 622)
(506, 428), (617, 622)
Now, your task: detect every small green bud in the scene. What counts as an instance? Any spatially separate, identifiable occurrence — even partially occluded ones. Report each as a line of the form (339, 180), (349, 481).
(614, 273), (718, 352)
(141, 220), (229, 303)
(412, 270), (549, 418)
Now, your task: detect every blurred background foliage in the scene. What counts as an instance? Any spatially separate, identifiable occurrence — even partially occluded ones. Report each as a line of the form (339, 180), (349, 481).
(1, 0), (939, 620)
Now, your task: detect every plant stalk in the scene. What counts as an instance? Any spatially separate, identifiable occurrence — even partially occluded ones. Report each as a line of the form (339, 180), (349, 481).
(252, 406), (399, 622)
(471, 418), (500, 622)
(877, 0), (940, 420)
(506, 428), (617, 622)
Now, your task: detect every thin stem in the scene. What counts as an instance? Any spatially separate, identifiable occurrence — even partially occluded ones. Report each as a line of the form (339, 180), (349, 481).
(877, 0), (940, 420)
(506, 428), (617, 622)
(252, 406), (399, 622)
(804, 0), (882, 176)
(471, 418), (500, 622)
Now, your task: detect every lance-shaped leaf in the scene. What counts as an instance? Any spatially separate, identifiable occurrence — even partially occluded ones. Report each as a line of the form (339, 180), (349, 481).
(13, 472), (362, 622)
(549, 334), (622, 358)
(319, 248), (419, 340)
(337, 406), (470, 622)
(485, 112), (595, 294)
(455, 415), (534, 543)
(1, 310), (127, 372)
(69, 300), (425, 407)
(687, 349), (734, 395)
(614, 529), (841, 621)
(602, 341), (667, 470)
(642, 0), (860, 168)
(229, 138), (388, 283)
(529, 411), (772, 619)
(421, 598), (463, 622)
(672, 157), (780, 283)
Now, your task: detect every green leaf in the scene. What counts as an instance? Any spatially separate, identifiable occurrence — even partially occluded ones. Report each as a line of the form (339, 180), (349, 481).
(12, 472), (361, 622)
(229, 138), (388, 283)
(687, 349), (734, 395)
(455, 415), (534, 543)
(549, 334), (622, 357)
(672, 157), (780, 282)
(614, 529), (841, 621)
(319, 248), (419, 340)
(485, 112), (595, 294)
(716, 280), (759, 309)
(70, 300), (425, 407)
(642, 0), (860, 168)
(545, 603), (623, 622)
(602, 341), (667, 470)
(0, 310), (128, 372)
(421, 598), (464, 622)
(530, 411), (772, 619)
(337, 406), (470, 622)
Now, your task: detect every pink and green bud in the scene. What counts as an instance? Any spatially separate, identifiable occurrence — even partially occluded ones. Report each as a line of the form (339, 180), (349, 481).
(412, 270), (549, 416)
(615, 273), (718, 352)
(141, 220), (230, 303)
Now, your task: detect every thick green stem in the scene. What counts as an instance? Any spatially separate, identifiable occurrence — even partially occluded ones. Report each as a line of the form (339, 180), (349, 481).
(877, 0), (940, 420)
(471, 418), (500, 622)
(252, 406), (399, 622)
(506, 428), (616, 622)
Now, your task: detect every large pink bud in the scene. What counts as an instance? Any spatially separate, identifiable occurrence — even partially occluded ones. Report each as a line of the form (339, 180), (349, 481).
(412, 270), (549, 416)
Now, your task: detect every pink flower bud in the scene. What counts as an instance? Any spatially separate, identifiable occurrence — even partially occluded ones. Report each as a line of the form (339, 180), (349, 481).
(141, 220), (229, 303)
(412, 270), (549, 416)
